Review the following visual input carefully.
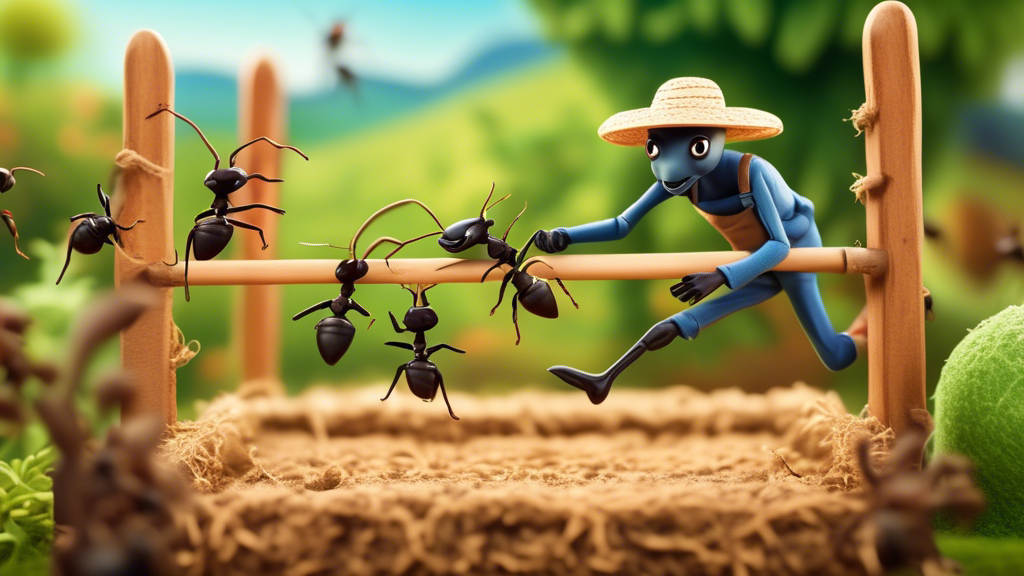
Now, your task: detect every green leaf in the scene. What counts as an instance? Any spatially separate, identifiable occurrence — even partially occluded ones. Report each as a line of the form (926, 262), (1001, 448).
(724, 0), (773, 46)
(773, 0), (840, 74)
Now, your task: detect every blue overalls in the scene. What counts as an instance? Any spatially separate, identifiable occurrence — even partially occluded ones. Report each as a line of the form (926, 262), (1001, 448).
(555, 149), (857, 371)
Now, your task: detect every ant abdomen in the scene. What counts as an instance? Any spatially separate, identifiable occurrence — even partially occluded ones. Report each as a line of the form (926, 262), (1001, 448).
(71, 223), (109, 255)
(517, 279), (559, 319)
(405, 360), (438, 401)
(191, 220), (233, 260)
(314, 316), (356, 365)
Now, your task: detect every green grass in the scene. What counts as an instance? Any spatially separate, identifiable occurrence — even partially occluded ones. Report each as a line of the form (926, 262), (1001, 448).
(939, 535), (1024, 575)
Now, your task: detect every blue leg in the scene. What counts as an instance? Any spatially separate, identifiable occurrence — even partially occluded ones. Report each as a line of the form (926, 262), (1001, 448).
(670, 274), (783, 339)
(775, 272), (857, 371)
(549, 275), (781, 404)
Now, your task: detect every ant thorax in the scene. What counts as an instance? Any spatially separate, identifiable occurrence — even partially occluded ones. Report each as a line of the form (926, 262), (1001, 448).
(485, 235), (516, 263)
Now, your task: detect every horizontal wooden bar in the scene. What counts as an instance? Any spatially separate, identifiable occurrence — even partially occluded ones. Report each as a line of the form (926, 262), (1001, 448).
(144, 247), (885, 287)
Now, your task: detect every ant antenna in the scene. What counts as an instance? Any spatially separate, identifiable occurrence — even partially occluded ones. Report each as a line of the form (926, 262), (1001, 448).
(229, 137), (309, 168)
(479, 182), (511, 218)
(9, 167), (45, 177)
(349, 199), (444, 260)
(147, 107), (221, 169)
(503, 202), (527, 242)
(361, 231), (443, 263)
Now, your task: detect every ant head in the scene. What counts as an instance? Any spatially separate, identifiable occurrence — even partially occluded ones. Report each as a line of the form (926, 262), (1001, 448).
(0, 168), (13, 193)
(438, 217), (493, 253)
(204, 167), (249, 195)
(335, 259), (369, 284)
(403, 306), (438, 332)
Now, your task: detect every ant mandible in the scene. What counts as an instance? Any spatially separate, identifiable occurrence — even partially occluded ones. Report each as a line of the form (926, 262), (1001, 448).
(57, 185), (144, 284)
(381, 284), (464, 420)
(1, 165), (45, 259)
(388, 184), (579, 344)
(146, 107), (308, 301)
(294, 199), (446, 365)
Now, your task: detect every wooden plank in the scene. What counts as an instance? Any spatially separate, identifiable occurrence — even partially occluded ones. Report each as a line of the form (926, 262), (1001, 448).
(861, 2), (928, 440)
(115, 30), (177, 426)
(144, 247), (887, 286)
(233, 55), (285, 385)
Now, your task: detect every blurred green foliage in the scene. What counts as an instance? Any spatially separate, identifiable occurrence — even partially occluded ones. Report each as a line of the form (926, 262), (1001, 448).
(0, 445), (54, 570)
(0, 0), (74, 78)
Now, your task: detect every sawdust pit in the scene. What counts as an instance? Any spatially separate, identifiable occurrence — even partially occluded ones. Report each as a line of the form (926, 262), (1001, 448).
(162, 384), (893, 576)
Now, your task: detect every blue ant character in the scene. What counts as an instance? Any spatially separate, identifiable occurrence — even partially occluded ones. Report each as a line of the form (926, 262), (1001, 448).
(533, 78), (867, 404)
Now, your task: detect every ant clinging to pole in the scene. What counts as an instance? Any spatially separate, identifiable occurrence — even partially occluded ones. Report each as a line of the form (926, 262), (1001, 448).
(388, 184), (579, 344)
(146, 106), (308, 301)
(1, 165), (45, 259)
(382, 283), (464, 420)
(293, 199), (445, 365)
(57, 185), (144, 284)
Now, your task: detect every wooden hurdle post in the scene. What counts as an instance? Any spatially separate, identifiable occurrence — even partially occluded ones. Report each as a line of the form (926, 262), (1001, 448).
(115, 30), (177, 425)
(232, 55), (286, 390)
(860, 2), (928, 440)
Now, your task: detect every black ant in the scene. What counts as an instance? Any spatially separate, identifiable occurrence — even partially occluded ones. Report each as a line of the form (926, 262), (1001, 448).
(295, 199), (446, 365)
(381, 284), (464, 420)
(56, 184), (144, 285)
(1, 165), (45, 259)
(146, 107), (308, 301)
(299, 8), (359, 93)
(388, 184), (578, 344)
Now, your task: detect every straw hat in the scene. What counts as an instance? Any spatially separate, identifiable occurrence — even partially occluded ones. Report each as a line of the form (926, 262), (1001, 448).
(597, 77), (783, 146)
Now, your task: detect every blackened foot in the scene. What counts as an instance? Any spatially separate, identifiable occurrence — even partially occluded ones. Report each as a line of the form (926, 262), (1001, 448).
(547, 366), (615, 405)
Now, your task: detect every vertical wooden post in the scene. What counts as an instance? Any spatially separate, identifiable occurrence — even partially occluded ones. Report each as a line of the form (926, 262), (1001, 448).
(862, 2), (928, 439)
(115, 30), (177, 425)
(233, 56), (285, 388)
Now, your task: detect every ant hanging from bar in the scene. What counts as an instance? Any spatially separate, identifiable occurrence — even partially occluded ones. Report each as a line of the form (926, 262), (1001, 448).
(147, 106), (308, 301)
(57, 184), (144, 285)
(294, 199), (446, 365)
(381, 283), (464, 420)
(387, 184), (578, 344)
(1, 165), (45, 259)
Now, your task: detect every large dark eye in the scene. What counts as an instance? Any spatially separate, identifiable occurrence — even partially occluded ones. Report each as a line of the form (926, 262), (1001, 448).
(690, 136), (710, 159)
(645, 139), (660, 160)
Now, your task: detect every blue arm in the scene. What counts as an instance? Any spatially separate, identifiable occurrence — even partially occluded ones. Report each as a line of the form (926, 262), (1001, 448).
(717, 162), (791, 289)
(556, 182), (672, 244)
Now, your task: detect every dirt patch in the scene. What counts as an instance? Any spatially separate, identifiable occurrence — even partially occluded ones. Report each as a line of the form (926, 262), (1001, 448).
(161, 384), (893, 576)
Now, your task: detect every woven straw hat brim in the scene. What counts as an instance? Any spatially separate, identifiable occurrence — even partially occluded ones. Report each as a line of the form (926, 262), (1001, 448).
(598, 106), (783, 147)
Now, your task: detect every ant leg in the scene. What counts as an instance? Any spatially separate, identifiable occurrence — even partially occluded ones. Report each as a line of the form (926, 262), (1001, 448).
(384, 341), (415, 351)
(512, 297), (522, 345)
(554, 278), (579, 309)
(426, 343), (466, 357)
(501, 202), (528, 242)
(70, 212), (98, 222)
(436, 373), (459, 420)
(194, 208), (216, 222)
(1, 211), (28, 260)
(388, 311), (407, 333)
(56, 233), (77, 284)
(479, 261), (504, 283)
(115, 219), (144, 231)
(224, 203), (286, 216)
(224, 218), (268, 250)
(292, 300), (332, 321)
(381, 365), (406, 401)
(489, 271), (514, 316)
(183, 227), (196, 301)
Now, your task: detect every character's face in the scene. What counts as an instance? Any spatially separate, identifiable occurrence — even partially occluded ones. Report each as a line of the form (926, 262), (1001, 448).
(204, 167), (248, 194)
(645, 127), (726, 194)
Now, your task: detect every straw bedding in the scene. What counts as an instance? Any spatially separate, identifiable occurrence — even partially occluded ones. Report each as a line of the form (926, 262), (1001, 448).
(160, 384), (893, 576)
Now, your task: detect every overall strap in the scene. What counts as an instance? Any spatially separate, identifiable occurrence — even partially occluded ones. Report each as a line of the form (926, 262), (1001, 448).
(737, 153), (755, 208)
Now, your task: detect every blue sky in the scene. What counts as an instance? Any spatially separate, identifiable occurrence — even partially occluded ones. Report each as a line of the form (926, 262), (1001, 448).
(71, 0), (543, 93)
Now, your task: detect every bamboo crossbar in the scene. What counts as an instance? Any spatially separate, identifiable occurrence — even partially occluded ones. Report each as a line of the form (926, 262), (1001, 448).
(145, 247), (886, 286)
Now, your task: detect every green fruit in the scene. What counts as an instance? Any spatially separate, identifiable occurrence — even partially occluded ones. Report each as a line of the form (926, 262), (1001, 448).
(934, 305), (1024, 537)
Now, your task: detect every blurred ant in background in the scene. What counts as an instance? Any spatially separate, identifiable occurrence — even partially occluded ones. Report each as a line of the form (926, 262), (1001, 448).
(388, 184), (579, 344)
(300, 8), (359, 94)
(1, 165), (45, 259)
(57, 185), (144, 285)
(382, 283), (464, 420)
(294, 199), (444, 365)
(147, 106), (308, 301)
